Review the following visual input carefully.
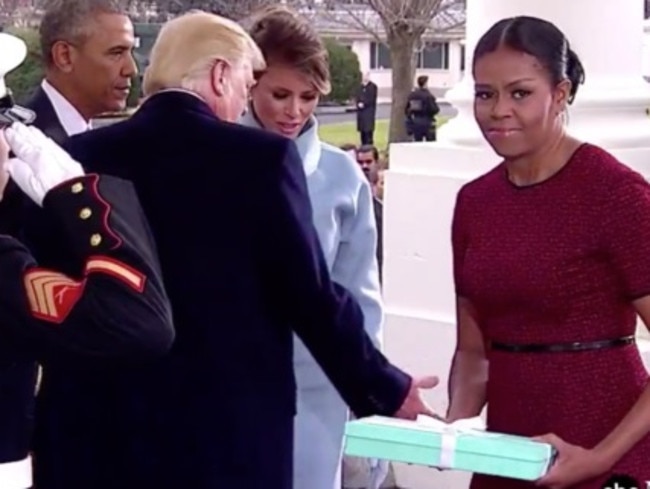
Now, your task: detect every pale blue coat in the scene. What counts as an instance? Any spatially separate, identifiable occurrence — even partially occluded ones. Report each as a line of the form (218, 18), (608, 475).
(240, 112), (384, 489)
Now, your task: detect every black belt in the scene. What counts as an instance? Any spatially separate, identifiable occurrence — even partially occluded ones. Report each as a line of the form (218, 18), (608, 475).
(490, 335), (635, 353)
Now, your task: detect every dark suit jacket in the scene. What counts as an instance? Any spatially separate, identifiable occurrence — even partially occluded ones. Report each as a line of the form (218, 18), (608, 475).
(355, 81), (378, 133)
(0, 85), (70, 236)
(0, 86), (67, 240)
(24, 86), (68, 146)
(23, 91), (411, 489)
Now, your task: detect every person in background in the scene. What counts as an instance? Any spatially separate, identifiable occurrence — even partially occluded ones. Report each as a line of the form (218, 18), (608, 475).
(355, 144), (380, 188)
(0, 0), (138, 246)
(23, 10), (436, 489)
(27, 0), (137, 144)
(405, 75), (439, 142)
(448, 16), (650, 489)
(355, 72), (377, 145)
(242, 7), (385, 489)
(356, 144), (383, 282)
(375, 169), (385, 201)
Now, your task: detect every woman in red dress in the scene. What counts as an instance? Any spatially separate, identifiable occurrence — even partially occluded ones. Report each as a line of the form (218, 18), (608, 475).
(447, 15), (650, 489)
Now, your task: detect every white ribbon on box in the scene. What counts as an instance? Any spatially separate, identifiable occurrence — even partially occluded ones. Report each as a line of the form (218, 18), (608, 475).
(416, 415), (486, 469)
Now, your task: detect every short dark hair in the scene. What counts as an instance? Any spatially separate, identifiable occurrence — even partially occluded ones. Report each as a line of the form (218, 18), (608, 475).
(473, 16), (585, 104)
(39, 0), (127, 66)
(357, 144), (378, 161)
(416, 75), (428, 88)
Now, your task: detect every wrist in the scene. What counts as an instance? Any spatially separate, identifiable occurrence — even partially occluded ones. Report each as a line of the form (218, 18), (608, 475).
(591, 442), (617, 473)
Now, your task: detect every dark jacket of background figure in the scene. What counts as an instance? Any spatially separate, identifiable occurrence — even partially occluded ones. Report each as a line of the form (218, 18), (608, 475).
(355, 81), (378, 133)
(373, 197), (383, 284)
(405, 87), (440, 138)
(22, 91), (411, 489)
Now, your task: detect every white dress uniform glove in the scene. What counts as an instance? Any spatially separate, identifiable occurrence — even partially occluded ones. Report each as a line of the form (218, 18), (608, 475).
(4, 122), (85, 206)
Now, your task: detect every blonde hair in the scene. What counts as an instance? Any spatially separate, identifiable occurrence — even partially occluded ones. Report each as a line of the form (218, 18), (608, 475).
(246, 5), (331, 95)
(143, 10), (265, 96)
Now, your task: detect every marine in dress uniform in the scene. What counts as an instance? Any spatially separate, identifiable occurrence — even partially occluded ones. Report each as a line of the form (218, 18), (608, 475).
(0, 33), (174, 487)
(0, 123), (174, 489)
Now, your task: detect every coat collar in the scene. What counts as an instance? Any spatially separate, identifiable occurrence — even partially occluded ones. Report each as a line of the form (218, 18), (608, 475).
(239, 109), (321, 177)
(134, 89), (215, 120)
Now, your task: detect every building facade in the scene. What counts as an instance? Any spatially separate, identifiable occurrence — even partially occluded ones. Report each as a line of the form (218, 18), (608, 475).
(133, 4), (467, 100)
(301, 5), (466, 99)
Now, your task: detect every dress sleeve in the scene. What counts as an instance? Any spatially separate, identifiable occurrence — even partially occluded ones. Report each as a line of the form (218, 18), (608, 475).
(602, 170), (650, 300)
(451, 187), (469, 297)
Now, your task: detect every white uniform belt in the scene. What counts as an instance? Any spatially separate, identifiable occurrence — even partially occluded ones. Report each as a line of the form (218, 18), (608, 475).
(0, 456), (32, 489)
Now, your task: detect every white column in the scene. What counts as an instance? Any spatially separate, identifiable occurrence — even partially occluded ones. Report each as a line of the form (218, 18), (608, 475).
(439, 0), (650, 158)
(383, 1), (650, 488)
(445, 40), (464, 86)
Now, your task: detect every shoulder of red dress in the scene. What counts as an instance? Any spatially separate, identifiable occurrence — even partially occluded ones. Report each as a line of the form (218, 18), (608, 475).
(460, 162), (504, 196)
(578, 143), (644, 181)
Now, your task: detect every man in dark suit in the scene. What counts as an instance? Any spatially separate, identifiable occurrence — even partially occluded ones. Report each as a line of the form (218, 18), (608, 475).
(0, 121), (174, 486)
(25, 0), (137, 144)
(21, 11), (439, 489)
(355, 72), (378, 145)
(2, 0), (138, 239)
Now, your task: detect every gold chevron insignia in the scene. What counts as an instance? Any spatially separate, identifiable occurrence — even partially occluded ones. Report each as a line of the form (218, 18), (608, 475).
(85, 257), (146, 292)
(23, 269), (84, 323)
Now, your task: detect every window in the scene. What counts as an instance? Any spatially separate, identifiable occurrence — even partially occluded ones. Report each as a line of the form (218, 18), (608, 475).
(370, 42), (392, 69)
(417, 42), (449, 69)
(370, 41), (450, 70)
(460, 45), (465, 72)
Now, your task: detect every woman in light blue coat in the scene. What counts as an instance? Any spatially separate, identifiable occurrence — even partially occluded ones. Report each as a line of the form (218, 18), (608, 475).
(243, 7), (384, 489)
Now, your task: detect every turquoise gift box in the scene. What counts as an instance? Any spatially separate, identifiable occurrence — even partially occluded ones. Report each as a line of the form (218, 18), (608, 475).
(343, 415), (555, 480)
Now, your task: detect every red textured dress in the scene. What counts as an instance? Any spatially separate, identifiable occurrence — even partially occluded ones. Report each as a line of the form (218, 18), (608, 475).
(452, 144), (650, 489)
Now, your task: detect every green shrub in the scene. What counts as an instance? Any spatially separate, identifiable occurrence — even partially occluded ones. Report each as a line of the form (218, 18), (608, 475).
(5, 27), (44, 104)
(323, 37), (361, 105)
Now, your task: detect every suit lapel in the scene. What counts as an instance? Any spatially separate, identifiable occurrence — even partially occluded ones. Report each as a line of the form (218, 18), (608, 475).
(25, 86), (69, 145)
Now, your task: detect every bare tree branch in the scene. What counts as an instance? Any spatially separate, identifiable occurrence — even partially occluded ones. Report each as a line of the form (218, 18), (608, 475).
(138, 0), (285, 20)
(0, 0), (41, 27)
(314, 0), (464, 46)
(302, 5), (384, 44)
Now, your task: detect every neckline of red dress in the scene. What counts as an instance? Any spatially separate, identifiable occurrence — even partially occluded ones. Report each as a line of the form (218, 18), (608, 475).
(503, 142), (589, 190)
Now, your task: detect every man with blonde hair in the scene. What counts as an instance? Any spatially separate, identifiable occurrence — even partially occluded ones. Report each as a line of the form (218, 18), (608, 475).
(23, 10), (438, 489)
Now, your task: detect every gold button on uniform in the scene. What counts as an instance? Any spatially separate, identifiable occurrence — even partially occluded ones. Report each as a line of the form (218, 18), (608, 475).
(71, 182), (84, 194)
(90, 234), (102, 247)
(79, 208), (92, 220)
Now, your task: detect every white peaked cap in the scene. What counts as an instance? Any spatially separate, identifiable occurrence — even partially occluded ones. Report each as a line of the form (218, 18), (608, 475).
(0, 32), (28, 99)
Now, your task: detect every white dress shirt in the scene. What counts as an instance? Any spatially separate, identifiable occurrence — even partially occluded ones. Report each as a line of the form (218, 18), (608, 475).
(41, 79), (91, 136)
